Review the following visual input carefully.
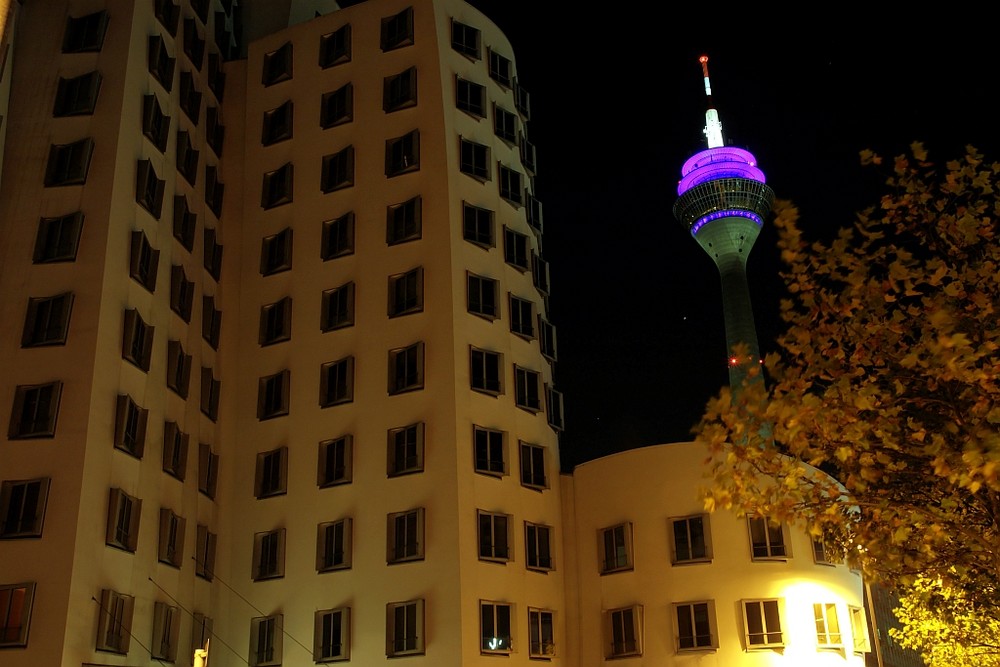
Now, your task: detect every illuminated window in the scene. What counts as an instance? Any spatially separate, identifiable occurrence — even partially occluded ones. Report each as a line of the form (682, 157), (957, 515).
(849, 605), (870, 653)
(0, 582), (36, 647)
(604, 605), (642, 658)
(673, 601), (717, 651)
(480, 601), (513, 654)
(742, 598), (784, 648)
(814, 602), (842, 647)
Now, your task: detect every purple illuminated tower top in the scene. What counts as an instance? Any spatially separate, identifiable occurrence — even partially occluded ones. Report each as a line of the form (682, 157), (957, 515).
(673, 55), (774, 390)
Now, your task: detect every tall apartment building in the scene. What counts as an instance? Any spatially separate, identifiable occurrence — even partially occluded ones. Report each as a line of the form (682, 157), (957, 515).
(0, 1), (879, 666)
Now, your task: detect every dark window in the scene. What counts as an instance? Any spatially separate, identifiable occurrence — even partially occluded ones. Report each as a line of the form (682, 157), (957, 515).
(504, 227), (530, 271)
(169, 265), (194, 322)
(262, 100), (293, 145)
(198, 444), (219, 498)
(21, 292), (74, 347)
(515, 81), (531, 119)
(320, 356), (354, 407)
(386, 196), (421, 244)
(526, 193), (543, 233)
(451, 20), (480, 58)
(478, 510), (510, 561)
(261, 164), (293, 209)
(34, 211), (83, 263)
(260, 227), (293, 274)
(257, 372), (290, 421)
(321, 282), (355, 331)
(191, 0), (209, 23)
(514, 365), (541, 412)
(195, 524), (217, 578)
(528, 609), (555, 658)
(142, 94), (171, 153)
(135, 159), (165, 218)
(470, 346), (502, 395)
(481, 601), (513, 654)
(44, 138), (94, 187)
(748, 517), (789, 559)
(316, 520), (352, 572)
(383, 67), (416, 112)
(148, 36), (176, 92)
(387, 424), (423, 476)
(388, 342), (424, 394)
(386, 599), (424, 655)
(498, 164), (523, 205)
(494, 106), (517, 143)
(173, 196), (196, 251)
(202, 296), (222, 349)
(387, 509), (424, 564)
(318, 435), (353, 487)
(385, 129), (419, 177)
(380, 7), (413, 51)
(526, 522), (553, 570)
(743, 599), (784, 647)
(546, 385), (564, 431)
(205, 165), (224, 217)
(467, 273), (498, 319)
(129, 230), (160, 292)
(488, 49), (512, 87)
(460, 138), (489, 180)
(183, 18), (205, 69)
(200, 368), (221, 422)
(675, 601), (717, 650)
(113, 394), (148, 458)
(321, 146), (354, 192)
(176, 131), (199, 185)
(252, 529), (286, 579)
(62, 11), (109, 53)
(205, 106), (225, 155)
(154, 0), (180, 35)
(388, 267), (423, 317)
(122, 308), (154, 372)
(520, 442), (546, 489)
(456, 76), (485, 117)
(179, 71), (202, 124)
(606, 606), (643, 657)
(600, 523), (634, 573)
(262, 42), (292, 86)
(0, 478), (50, 538)
(321, 212), (354, 260)
(203, 227), (223, 280)
(8, 382), (62, 439)
(207, 53), (226, 100)
(166, 339), (192, 398)
(162, 421), (189, 481)
(95, 589), (134, 654)
(473, 425), (504, 475)
(671, 515), (712, 563)
(157, 508), (186, 568)
(106, 487), (142, 552)
(255, 446), (288, 496)
(320, 83), (352, 128)
(539, 318), (558, 361)
(509, 294), (535, 338)
(319, 24), (351, 68)
(532, 252), (551, 295)
(250, 614), (283, 665)
(259, 296), (292, 346)
(54, 71), (102, 116)
(462, 203), (493, 247)
(521, 133), (537, 174)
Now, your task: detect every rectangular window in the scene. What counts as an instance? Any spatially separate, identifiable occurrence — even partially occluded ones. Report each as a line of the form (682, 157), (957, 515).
(388, 342), (424, 394)
(176, 131), (199, 185)
(157, 508), (186, 568)
(546, 385), (564, 431)
(599, 522), (633, 573)
(155, 0), (179, 34)
(95, 588), (134, 654)
(539, 318), (557, 361)
(451, 20), (480, 58)
(386, 196), (421, 244)
(135, 159), (166, 218)
(183, 17), (205, 68)
(316, 518), (352, 572)
(386, 599), (424, 656)
(45, 138), (94, 187)
(8, 382), (62, 440)
(122, 308), (154, 372)
(249, 614), (283, 666)
(383, 66), (417, 112)
(488, 49), (512, 87)
(525, 522), (553, 570)
(470, 346), (503, 395)
(320, 83), (353, 128)
(151, 601), (181, 661)
(207, 52), (225, 100)
(815, 602), (843, 647)
(205, 105), (225, 155)
(54, 70), (102, 116)
(21, 292), (74, 347)
(319, 24), (351, 68)
(494, 105), (517, 143)
(106, 487), (142, 552)
(748, 516), (790, 559)
(498, 164), (523, 205)
(849, 605), (870, 653)
(463, 204), (493, 247)
(162, 422), (189, 481)
(0, 478), (50, 538)
(200, 368), (221, 421)
(515, 80), (531, 119)
(257, 370), (290, 421)
(260, 228), (293, 275)
(198, 442), (219, 498)
(252, 528), (286, 580)
(191, 612), (213, 658)
(255, 446), (288, 497)
(521, 134), (538, 174)
(321, 211), (355, 260)
(467, 273), (498, 319)
(205, 165), (225, 217)
(195, 524), (217, 579)
(671, 514), (712, 564)
(478, 510), (510, 562)
(321, 282), (355, 331)
(142, 94), (171, 152)
(380, 7), (414, 51)
(314, 607), (351, 661)
(456, 77), (485, 117)
(0, 582), (36, 647)
(262, 100), (293, 145)
(519, 442), (547, 490)
(460, 138), (490, 180)
(473, 425), (505, 476)
(259, 297), (292, 346)
(509, 294), (535, 338)
(262, 42), (293, 86)
(179, 71), (202, 123)
(605, 605), (642, 658)
(387, 508), (424, 563)
(114, 394), (149, 458)
(674, 601), (717, 651)
(129, 231), (160, 292)
(514, 365), (541, 412)
(148, 35), (176, 92)
(526, 193), (544, 233)
(812, 537), (843, 565)
(743, 599), (784, 648)
(528, 608), (555, 658)
(321, 146), (354, 192)
(203, 227), (223, 280)
(202, 296), (222, 349)
(318, 435), (353, 487)
(169, 266), (194, 322)
(388, 422), (424, 476)
(260, 164), (293, 209)
(533, 252), (551, 295)
(504, 226), (530, 270)
(63, 10), (109, 53)
(387, 266), (423, 317)
(385, 129), (420, 177)
(34, 211), (83, 263)
(480, 601), (513, 654)
(320, 356), (355, 407)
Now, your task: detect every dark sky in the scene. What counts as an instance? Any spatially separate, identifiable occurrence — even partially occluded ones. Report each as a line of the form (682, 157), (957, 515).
(454, 7), (1000, 471)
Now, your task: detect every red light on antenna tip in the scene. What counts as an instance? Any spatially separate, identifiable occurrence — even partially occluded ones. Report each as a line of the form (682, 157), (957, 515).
(699, 55), (708, 63)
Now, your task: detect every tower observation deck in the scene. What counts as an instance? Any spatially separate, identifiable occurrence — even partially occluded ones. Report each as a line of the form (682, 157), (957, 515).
(673, 55), (774, 390)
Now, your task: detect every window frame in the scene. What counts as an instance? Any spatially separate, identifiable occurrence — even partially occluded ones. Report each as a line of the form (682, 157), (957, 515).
(198, 442), (219, 498)
(382, 66), (417, 112)
(151, 600), (181, 661)
(477, 509), (511, 562)
(321, 211), (355, 260)
(106, 487), (142, 553)
(320, 356), (355, 407)
(467, 273), (498, 319)
(503, 226), (530, 271)
(316, 517), (353, 572)
(386, 598), (424, 656)
(8, 382), (63, 440)
(387, 422), (424, 477)
(388, 341), (424, 395)
(254, 446), (289, 497)
(380, 6), (414, 51)
(493, 105), (518, 143)
(54, 70), (102, 116)
(259, 296), (292, 346)
(508, 294), (535, 338)
(498, 164), (524, 206)
(195, 523), (217, 579)
(129, 230), (160, 292)
(251, 528), (287, 580)
(260, 227), (293, 275)
(473, 425), (505, 476)
(470, 346), (503, 396)
(519, 442), (547, 490)
(451, 20), (480, 59)
(462, 202), (494, 247)
(261, 41), (293, 86)
(321, 281), (356, 332)
(157, 507), (186, 568)
(386, 195), (421, 245)
(319, 24), (351, 68)
(249, 614), (283, 666)
(260, 163), (294, 209)
(113, 393), (149, 458)
(122, 309), (154, 371)
(387, 266), (423, 317)
(169, 265), (194, 322)
(670, 514), (713, 564)
(488, 48), (512, 87)
(742, 598), (785, 649)
(456, 76), (485, 117)
(0, 582), (36, 647)
(387, 507), (424, 563)
(318, 435), (353, 487)
(148, 35), (176, 92)
(320, 82), (353, 128)
(385, 129), (420, 177)
(162, 422), (189, 481)
(314, 606), (351, 661)
(514, 365), (542, 412)
(0, 478), (50, 538)
(849, 605), (870, 653)
(262, 100), (293, 146)
(63, 10), (109, 53)
(605, 604), (643, 659)
(34, 211), (84, 263)
(45, 138), (95, 187)
(528, 607), (555, 658)
(21, 292), (74, 347)
(748, 516), (791, 560)
(525, 521), (553, 571)
(203, 227), (223, 279)
(480, 600), (513, 654)
(673, 600), (718, 652)
(599, 521), (634, 574)
(321, 146), (355, 192)
(814, 602), (843, 648)
(95, 588), (135, 654)
(135, 158), (166, 218)
(459, 137), (490, 181)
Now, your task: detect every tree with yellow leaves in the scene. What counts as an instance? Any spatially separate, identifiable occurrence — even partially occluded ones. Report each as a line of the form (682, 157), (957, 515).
(695, 143), (999, 665)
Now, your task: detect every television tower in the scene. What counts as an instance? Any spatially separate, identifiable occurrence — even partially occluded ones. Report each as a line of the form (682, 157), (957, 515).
(673, 55), (774, 390)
